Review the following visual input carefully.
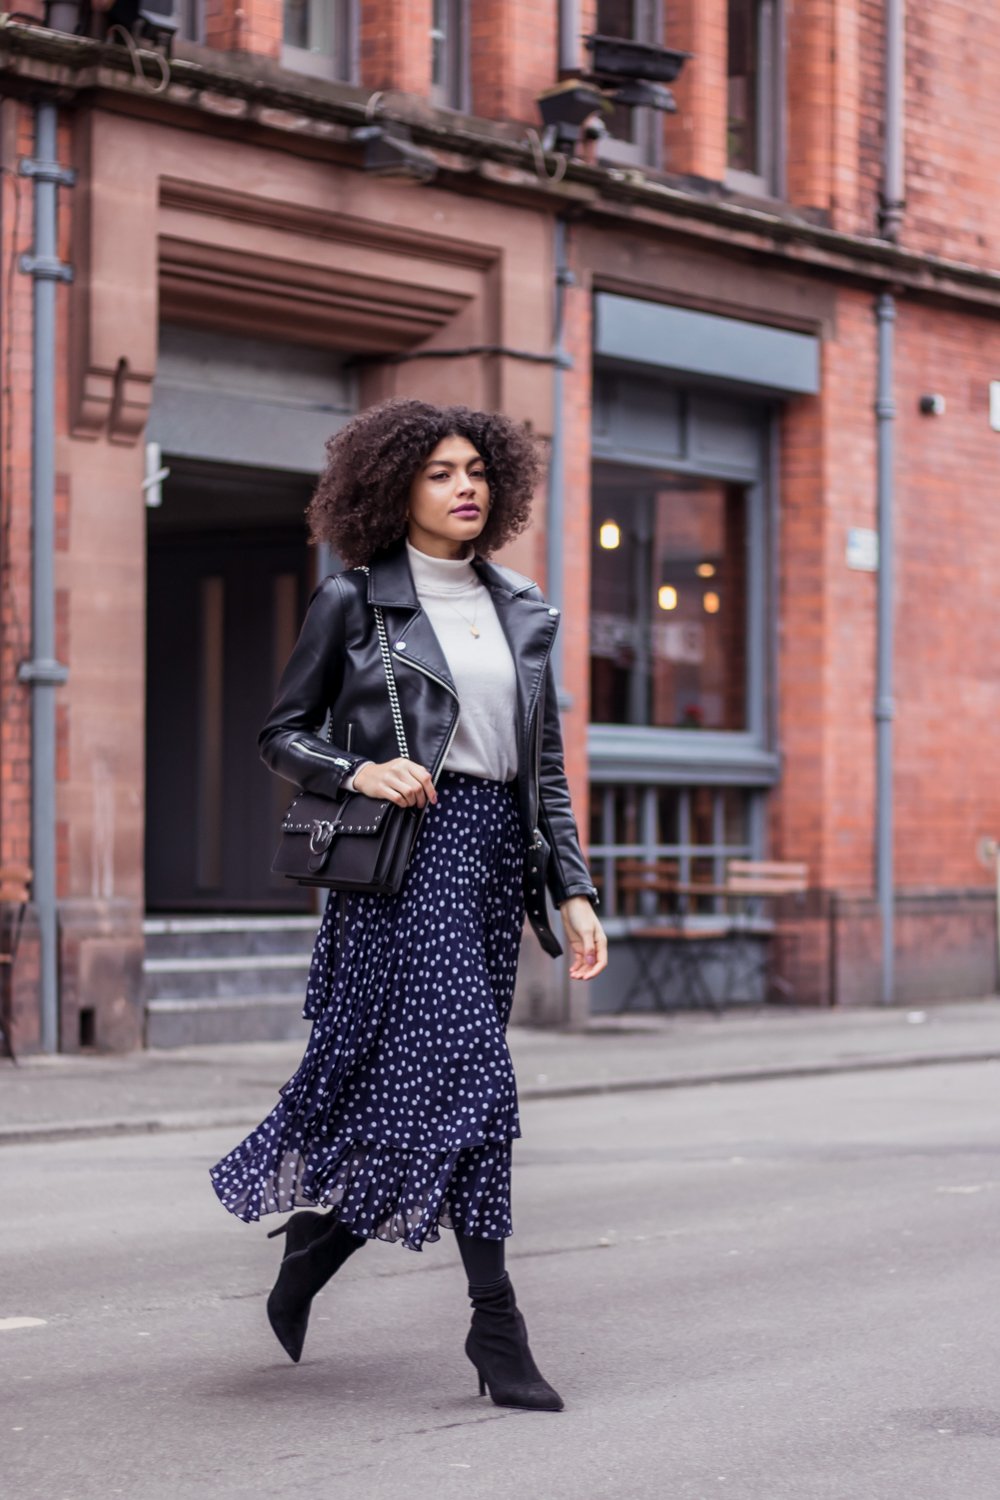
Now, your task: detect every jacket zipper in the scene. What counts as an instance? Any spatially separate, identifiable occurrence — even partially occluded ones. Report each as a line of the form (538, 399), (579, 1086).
(291, 738), (352, 771)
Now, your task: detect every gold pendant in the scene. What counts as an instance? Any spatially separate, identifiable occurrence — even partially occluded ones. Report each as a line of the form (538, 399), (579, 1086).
(470, 625), (481, 638)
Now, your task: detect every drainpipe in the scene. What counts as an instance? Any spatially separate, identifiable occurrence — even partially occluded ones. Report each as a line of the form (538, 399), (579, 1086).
(547, 217), (573, 696)
(16, 103), (74, 1052)
(874, 293), (896, 1007)
(874, 0), (904, 1005)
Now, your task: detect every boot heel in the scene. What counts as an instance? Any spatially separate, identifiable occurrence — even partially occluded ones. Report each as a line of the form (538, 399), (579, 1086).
(266, 1223), (289, 1241)
(477, 1372), (486, 1397)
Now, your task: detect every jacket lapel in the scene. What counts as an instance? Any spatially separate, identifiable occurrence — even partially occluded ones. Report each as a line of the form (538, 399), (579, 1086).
(367, 539), (457, 695)
(472, 557), (560, 735)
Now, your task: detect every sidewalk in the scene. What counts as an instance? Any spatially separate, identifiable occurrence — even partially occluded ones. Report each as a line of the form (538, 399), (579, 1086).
(3, 997), (1000, 1145)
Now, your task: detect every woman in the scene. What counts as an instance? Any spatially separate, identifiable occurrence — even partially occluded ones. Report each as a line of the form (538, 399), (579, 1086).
(210, 399), (607, 1413)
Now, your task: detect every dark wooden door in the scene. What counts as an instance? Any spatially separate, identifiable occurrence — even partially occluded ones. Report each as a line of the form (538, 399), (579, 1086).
(146, 527), (313, 911)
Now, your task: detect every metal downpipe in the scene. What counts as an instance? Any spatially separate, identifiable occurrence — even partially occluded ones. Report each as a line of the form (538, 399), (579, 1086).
(17, 102), (72, 1052)
(547, 217), (572, 696)
(874, 0), (904, 1004)
(875, 293), (896, 1007)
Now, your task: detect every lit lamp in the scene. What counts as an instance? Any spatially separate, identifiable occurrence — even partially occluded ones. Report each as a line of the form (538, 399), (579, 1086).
(696, 562), (716, 578)
(657, 584), (678, 611)
(598, 521), (621, 549)
(702, 591), (721, 615)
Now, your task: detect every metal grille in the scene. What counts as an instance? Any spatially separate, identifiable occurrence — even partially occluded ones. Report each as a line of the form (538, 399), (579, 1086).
(588, 782), (763, 933)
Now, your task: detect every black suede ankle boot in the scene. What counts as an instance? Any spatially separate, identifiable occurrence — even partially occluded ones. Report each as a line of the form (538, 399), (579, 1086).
(464, 1273), (563, 1412)
(265, 1210), (366, 1363)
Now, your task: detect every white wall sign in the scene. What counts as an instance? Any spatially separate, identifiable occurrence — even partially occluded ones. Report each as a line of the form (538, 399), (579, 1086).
(990, 381), (1000, 432)
(846, 527), (879, 572)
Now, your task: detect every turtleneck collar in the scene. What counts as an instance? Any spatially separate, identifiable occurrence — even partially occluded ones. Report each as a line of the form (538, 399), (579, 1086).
(405, 539), (479, 596)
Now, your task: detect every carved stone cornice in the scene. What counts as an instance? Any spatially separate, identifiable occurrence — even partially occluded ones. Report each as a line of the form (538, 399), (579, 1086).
(158, 236), (474, 352)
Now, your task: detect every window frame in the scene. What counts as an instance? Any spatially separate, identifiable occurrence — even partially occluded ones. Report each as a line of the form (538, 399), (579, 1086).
(429, 0), (471, 113)
(594, 0), (664, 171)
(143, 0), (204, 44)
(725, 0), (785, 198)
(588, 366), (779, 789)
(281, 0), (357, 83)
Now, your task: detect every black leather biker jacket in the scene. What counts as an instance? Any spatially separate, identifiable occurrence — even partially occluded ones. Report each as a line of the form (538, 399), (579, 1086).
(258, 536), (599, 958)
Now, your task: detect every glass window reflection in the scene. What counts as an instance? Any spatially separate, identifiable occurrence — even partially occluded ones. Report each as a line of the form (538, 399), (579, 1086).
(590, 468), (748, 731)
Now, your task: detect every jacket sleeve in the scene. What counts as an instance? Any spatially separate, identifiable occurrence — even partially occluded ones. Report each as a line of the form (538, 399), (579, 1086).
(258, 574), (370, 797)
(536, 656), (600, 910)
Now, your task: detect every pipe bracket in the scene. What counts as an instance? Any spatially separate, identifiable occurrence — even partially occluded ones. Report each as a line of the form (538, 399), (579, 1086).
(17, 658), (69, 687)
(19, 253), (74, 283)
(18, 157), (78, 188)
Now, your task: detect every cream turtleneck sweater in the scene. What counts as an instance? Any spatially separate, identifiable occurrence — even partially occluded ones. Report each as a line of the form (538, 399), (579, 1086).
(344, 541), (519, 788)
(405, 540), (519, 781)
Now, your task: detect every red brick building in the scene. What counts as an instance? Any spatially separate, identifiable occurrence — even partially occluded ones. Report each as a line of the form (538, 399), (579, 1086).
(3, 0), (1000, 1052)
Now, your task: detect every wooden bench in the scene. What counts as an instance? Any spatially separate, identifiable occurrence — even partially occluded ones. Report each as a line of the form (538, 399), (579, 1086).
(0, 864), (32, 1064)
(615, 859), (730, 1014)
(723, 859), (809, 1005)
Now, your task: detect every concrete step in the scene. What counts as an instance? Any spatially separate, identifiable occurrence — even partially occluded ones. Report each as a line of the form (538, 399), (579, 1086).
(143, 951), (314, 1001)
(143, 914), (320, 961)
(145, 994), (312, 1049)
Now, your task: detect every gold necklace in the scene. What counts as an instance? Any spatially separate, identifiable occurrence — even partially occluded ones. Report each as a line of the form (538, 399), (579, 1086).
(445, 591), (481, 638)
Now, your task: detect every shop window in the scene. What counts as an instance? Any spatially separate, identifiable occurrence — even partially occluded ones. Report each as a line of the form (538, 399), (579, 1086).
(588, 782), (760, 930)
(595, 0), (662, 167)
(430, 0), (468, 111)
(726, 0), (781, 194)
(591, 472), (748, 732)
(283, 0), (355, 81)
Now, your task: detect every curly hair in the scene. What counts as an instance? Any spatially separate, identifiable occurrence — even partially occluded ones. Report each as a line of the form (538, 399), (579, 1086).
(306, 399), (543, 567)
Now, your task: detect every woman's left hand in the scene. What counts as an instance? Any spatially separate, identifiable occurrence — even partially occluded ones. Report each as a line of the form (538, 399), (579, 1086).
(559, 896), (608, 981)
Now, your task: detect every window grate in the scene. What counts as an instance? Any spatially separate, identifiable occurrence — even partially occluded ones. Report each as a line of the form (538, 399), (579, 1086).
(589, 782), (762, 931)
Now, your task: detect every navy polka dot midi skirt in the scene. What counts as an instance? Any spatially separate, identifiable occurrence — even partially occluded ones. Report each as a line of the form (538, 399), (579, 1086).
(209, 772), (526, 1252)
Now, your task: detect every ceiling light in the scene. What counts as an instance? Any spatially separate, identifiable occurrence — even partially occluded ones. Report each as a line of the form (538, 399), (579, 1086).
(599, 521), (621, 550)
(695, 562), (716, 578)
(657, 585), (678, 611)
(703, 591), (721, 615)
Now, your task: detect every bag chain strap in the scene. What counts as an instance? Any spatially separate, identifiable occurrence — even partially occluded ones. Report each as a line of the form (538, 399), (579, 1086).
(359, 565), (410, 762)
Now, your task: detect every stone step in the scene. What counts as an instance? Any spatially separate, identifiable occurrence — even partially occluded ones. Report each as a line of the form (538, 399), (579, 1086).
(143, 950), (314, 1001)
(143, 914), (320, 961)
(145, 994), (312, 1049)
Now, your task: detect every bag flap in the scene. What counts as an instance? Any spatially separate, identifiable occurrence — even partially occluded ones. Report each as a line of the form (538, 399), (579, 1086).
(281, 791), (393, 836)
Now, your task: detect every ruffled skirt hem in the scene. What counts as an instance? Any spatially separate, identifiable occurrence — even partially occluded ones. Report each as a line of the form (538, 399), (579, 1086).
(209, 1111), (515, 1251)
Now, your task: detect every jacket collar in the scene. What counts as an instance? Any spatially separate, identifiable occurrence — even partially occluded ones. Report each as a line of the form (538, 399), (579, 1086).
(367, 535), (536, 607)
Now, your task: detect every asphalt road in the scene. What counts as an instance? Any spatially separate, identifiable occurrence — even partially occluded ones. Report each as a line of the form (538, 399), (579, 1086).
(5, 1061), (1000, 1500)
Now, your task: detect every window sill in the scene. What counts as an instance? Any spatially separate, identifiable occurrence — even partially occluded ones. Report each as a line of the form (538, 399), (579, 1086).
(588, 723), (780, 786)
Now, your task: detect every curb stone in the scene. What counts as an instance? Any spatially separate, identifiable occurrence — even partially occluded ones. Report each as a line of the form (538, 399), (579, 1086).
(3, 1046), (999, 1147)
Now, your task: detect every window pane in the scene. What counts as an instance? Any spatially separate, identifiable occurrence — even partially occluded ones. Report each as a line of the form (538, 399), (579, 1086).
(590, 470), (749, 730)
(727, 0), (759, 172)
(656, 786), (680, 846)
(431, 0), (448, 87)
(283, 0), (350, 72)
(284, 0), (309, 49)
(722, 786), (749, 844)
(597, 0), (637, 39)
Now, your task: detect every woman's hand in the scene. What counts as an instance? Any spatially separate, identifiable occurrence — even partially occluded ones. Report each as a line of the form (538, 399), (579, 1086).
(559, 896), (608, 981)
(353, 758), (438, 808)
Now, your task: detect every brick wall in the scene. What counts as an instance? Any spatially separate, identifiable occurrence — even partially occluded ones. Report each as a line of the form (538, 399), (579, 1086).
(360, 0), (433, 96)
(470, 1), (558, 125)
(663, 0), (727, 182)
(893, 302), (1000, 890)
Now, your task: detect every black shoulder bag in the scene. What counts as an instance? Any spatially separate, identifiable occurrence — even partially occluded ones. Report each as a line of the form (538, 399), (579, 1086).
(271, 580), (427, 897)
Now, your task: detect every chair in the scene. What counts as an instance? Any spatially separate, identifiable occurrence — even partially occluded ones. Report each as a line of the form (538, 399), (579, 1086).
(723, 859), (808, 1006)
(0, 864), (32, 1064)
(616, 859), (729, 1015)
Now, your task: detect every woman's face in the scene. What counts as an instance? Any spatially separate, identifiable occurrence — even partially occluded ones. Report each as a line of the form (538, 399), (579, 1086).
(406, 434), (489, 558)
